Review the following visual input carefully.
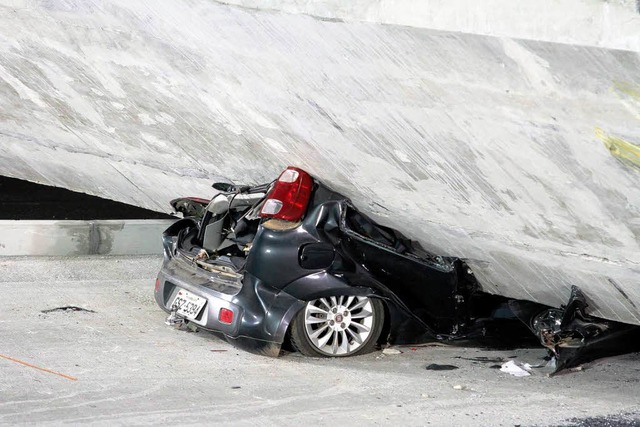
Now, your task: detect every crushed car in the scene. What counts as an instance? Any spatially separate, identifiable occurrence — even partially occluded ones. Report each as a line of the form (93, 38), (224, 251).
(155, 167), (640, 373)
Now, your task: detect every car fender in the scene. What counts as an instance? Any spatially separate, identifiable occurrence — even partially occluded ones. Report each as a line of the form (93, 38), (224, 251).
(281, 271), (377, 301)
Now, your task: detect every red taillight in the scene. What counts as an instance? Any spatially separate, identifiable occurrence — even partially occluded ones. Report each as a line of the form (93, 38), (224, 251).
(260, 167), (313, 222)
(219, 308), (234, 324)
(155, 278), (160, 292)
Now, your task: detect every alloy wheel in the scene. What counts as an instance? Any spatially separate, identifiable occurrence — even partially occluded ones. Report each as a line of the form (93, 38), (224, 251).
(303, 296), (375, 356)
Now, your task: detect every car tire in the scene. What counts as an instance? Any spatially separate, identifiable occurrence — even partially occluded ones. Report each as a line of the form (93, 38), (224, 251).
(290, 295), (385, 357)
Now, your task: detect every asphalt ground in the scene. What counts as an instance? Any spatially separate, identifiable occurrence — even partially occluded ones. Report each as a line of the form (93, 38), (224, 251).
(1, 256), (638, 426)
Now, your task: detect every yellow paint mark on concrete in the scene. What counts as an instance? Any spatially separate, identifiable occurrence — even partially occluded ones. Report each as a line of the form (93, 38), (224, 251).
(613, 81), (640, 100)
(612, 81), (640, 120)
(595, 128), (640, 170)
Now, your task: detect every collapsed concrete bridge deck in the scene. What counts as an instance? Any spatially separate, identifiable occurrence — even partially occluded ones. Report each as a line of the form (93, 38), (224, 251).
(0, 0), (639, 324)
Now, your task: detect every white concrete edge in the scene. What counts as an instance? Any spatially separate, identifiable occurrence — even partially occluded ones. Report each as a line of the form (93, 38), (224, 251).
(0, 219), (177, 256)
(218, 0), (640, 52)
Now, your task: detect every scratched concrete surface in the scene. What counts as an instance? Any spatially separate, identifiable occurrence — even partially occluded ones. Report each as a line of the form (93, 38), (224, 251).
(0, 1), (639, 324)
(1, 256), (639, 426)
(220, 0), (640, 52)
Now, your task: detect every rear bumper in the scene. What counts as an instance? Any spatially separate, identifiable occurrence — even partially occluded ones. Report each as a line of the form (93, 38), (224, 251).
(155, 253), (244, 337)
(155, 228), (304, 355)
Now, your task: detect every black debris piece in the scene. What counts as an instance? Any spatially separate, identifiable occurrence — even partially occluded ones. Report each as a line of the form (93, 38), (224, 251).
(425, 364), (459, 371)
(41, 306), (96, 314)
(455, 356), (504, 363)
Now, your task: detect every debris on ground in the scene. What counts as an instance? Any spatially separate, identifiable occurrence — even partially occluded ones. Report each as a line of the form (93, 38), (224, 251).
(185, 322), (199, 332)
(500, 360), (531, 377)
(452, 385), (467, 390)
(456, 356), (505, 364)
(382, 347), (403, 355)
(510, 285), (640, 374)
(41, 306), (96, 314)
(425, 364), (459, 371)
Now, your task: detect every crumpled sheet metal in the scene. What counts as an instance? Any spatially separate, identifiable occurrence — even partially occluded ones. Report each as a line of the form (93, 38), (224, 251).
(510, 286), (640, 374)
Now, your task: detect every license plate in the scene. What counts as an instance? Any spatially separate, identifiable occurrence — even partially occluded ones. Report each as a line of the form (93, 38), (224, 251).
(171, 289), (207, 320)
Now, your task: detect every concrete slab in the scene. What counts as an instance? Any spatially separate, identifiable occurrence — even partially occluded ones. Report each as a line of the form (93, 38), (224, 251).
(0, 256), (638, 425)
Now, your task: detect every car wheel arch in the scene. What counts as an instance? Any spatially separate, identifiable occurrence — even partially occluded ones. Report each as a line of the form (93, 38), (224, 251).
(277, 272), (394, 355)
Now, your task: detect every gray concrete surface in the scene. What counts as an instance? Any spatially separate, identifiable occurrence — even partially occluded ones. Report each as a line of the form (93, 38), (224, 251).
(0, 0), (639, 325)
(0, 256), (639, 425)
(0, 220), (175, 256)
